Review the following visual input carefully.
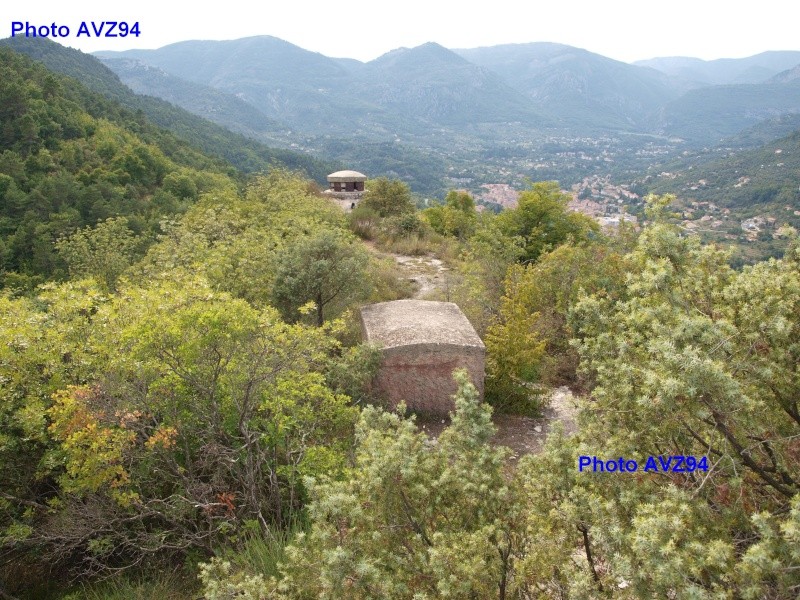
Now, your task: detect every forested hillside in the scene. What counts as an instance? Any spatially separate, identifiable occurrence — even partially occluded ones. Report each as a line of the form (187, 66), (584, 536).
(0, 47), (238, 290)
(655, 78), (800, 141)
(638, 127), (800, 263)
(647, 129), (800, 210)
(100, 57), (286, 138)
(0, 37), (336, 183)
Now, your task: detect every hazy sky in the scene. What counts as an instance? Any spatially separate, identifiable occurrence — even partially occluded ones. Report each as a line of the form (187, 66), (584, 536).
(7, 0), (800, 62)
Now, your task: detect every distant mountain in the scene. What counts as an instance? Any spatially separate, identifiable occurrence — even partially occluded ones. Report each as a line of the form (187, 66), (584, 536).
(455, 42), (679, 130)
(96, 37), (555, 197)
(96, 36), (800, 145)
(769, 64), (800, 84)
(360, 42), (545, 126)
(330, 57), (364, 72)
(100, 57), (284, 139)
(98, 35), (347, 90)
(90, 35), (800, 198)
(654, 78), (800, 142)
(98, 37), (546, 133)
(724, 113), (800, 146)
(635, 51), (800, 85)
(0, 37), (335, 181)
(96, 36), (384, 133)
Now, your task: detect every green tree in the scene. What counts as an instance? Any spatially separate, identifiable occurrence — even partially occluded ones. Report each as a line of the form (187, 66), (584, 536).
(448, 216), (524, 335)
(0, 48), (239, 288)
(496, 181), (598, 263)
(271, 229), (370, 326)
(212, 371), (527, 599)
(483, 281), (546, 414)
(0, 281), (111, 585)
(55, 217), (142, 290)
(162, 170), (198, 201)
(16, 277), (360, 578)
(488, 242), (629, 391)
(361, 177), (415, 217)
(422, 190), (477, 240)
(564, 199), (800, 597)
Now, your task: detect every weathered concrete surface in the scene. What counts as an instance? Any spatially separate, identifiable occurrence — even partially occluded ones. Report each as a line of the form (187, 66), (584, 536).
(327, 170), (367, 183)
(360, 300), (485, 415)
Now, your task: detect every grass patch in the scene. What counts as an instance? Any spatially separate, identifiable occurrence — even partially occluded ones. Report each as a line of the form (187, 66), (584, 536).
(368, 255), (415, 303)
(378, 233), (439, 256)
(216, 524), (299, 580)
(64, 570), (196, 600)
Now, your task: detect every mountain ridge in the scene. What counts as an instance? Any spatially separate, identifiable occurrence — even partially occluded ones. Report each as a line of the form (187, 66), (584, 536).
(454, 42), (680, 130)
(635, 51), (800, 85)
(94, 34), (800, 144)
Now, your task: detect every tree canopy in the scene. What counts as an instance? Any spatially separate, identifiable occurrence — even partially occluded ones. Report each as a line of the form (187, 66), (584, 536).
(271, 228), (370, 326)
(361, 177), (415, 217)
(0, 47), (237, 291)
(496, 181), (599, 263)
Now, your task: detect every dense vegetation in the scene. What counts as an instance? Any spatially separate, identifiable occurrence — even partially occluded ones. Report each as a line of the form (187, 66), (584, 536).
(1, 43), (799, 600)
(646, 129), (800, 213)
(0, 47), (242, 291)
(0, 38), (336, 183)
(0, 171), (410, 597)
(198, 196), (800, 600)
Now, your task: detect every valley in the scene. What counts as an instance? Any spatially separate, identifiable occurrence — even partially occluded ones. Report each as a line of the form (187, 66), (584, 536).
(82, 35), (800, 263)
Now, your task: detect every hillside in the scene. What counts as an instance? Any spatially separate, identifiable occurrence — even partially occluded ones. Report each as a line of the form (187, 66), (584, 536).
(100, 57), (285, 139)
(770, 63), (800, 83)
(98, 37), (546, 133)
(635, 51), (800, 85)
(100, 36), (800, 142)
(639, 128), (800, 262)
(0, 47), (242, 289)
(647, 129), (800, 210)
(654, 78), (800, 142)
(100, 37), (695, 134)
(455, 42), (679, 130)
(96, 36), (385, 133)
(91, 36), (800, 198)
(360, 42), (545, 126)
(1, 32), (800, 600)
(0, 37), (336, 182)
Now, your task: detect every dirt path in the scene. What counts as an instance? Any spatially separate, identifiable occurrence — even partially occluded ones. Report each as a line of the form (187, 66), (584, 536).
(490, 387), (579, 459)
(363, 241), (449, 300)
(392, 254), (448, 299)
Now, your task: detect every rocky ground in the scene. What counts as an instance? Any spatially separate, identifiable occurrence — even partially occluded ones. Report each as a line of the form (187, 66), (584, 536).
(392, 253), (448, 299)
(417, 386), (580, 459)
(490, 386), (579, 458)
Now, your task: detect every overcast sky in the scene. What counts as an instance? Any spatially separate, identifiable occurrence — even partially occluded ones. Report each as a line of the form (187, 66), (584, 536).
(7, 0), (800, 63)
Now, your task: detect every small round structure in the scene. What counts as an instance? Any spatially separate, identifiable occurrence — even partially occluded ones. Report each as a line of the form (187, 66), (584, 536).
(324, 170), (367, 211)
(327, 170), (367, 186)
